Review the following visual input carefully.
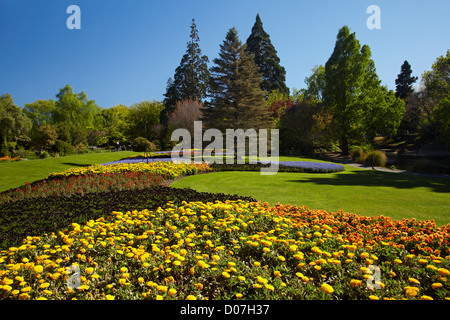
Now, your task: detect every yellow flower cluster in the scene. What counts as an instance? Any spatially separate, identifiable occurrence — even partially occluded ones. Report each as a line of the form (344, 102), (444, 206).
(47, 162), (211, 180)
(0, 200), (449, 300)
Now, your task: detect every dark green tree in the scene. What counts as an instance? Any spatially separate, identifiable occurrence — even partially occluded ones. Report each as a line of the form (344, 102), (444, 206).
(0, 94), (32, 155)
(161, 18), (210, 125)
(323, 26), (404, 155)
(245, 14), (288, 96)
(202, 27), (270, 131)
(395, 60), (418, 99)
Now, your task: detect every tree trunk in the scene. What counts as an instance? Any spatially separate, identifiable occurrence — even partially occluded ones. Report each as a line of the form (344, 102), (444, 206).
(341, 136), (349, 156)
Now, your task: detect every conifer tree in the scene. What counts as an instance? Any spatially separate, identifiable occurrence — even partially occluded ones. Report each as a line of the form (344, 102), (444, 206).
(246, 14), (288, 96)
(161, 19), (210, 125)
(202, 27), (270, 131)
(395, 60), (418, 99)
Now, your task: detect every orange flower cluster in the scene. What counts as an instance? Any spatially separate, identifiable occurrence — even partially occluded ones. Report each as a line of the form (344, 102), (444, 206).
(269, 203), (450, 257)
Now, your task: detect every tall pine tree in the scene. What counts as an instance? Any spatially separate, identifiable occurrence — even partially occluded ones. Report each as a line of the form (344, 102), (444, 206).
(246, 14), (289, 97)
(202, 27), (270, 131)
(395, 60), (418, 99)
(161, 19), (210, 125)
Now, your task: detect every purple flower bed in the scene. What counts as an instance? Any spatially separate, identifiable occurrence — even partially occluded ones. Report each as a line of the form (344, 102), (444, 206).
(278, 161), (345, 173)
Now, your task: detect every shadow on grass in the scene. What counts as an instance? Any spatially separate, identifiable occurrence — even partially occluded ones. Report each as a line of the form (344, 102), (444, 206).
(61, 162), (93, 167)
(288, 170), (450, 193)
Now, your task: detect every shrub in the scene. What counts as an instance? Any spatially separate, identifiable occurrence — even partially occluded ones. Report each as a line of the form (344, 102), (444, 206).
(39, 151), (50, 159)
(350, 147), (367, 163)
(132, 137), (155, 152)
(52, 140), (75, 156)
(364, 150), (387, 167)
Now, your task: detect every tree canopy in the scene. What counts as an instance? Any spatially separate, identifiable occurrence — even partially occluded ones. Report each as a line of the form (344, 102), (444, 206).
(245, 14), (289, 96)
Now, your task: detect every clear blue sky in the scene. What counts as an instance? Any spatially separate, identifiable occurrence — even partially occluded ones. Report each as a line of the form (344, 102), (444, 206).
(1, 0), (449, 109)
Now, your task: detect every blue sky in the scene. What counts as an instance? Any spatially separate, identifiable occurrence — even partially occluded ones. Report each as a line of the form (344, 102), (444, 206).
(1, 0), (449, 108)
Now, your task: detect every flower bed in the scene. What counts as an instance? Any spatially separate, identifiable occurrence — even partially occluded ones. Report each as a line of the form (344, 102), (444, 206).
(47, 162), (212, 180)
(0, 200), (448, 300)
(0, 172), (164, 204)
(0, 186), (257, 251)
(0, 156), (22, 162)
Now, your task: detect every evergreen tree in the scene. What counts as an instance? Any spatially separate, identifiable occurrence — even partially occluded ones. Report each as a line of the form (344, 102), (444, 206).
(395, 60), (418, 99)
(246, 14), (288, 96)
(161, 19), (210, 125)
(202, 27), (270, 131)
(323, 26), (404, 155)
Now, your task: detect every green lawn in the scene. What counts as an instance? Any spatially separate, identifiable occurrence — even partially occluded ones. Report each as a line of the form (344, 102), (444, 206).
(172, 156), (450, 226)
(0, 151), (141, 192)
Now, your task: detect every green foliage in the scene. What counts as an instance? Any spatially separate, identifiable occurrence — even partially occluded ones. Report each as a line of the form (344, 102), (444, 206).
(0, 94), (32, 153)
(97, 104), (130, 143)
(422, 50), (450, 148)
(162, 18), (210, 125)
(323, 26), (405, 155)
(39, 151), (50, 159)
(245, 14), (289, 96)
(52, 140), (75, 156)
(33, 124), (58, 150)
(53, 85), (99, 130)
(279, 100), (333, 154)
(131, 137), (155, 152)
(127, 101), (164, 141)
(203, 27), (271, 131)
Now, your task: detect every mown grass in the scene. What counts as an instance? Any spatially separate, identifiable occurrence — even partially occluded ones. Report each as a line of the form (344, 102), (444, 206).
(171, 157), (450, 226)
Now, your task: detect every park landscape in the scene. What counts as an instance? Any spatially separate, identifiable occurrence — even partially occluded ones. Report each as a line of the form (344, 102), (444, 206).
(0, 5), (449, 302)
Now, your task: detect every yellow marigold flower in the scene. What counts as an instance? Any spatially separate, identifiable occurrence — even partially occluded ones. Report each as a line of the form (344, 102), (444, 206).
(409, 278), (420, 285)
(34, 265), (44, 273)
(36, 297), (47, 300)
(168, 288), (177, 296)
(350, 279), (363, 287)
(120, 267), (128, 273)
(320, 283), (334, 294)
(40, 282), (50, 289)
(369, 295), (379, 300)
(195, 283), (204, 290)
(1, 278), (13, 285)
(106, 295), (115, 300)
(186, 295), (197, 300)
(420, 295), (433, 300)
(274, 271), (281, 277)
(173, 260), (181, 266)
(404, 286), (419, 297)
(85, 267), (94, 274)
(212, 255), (220, 261)
(180, 249), (187, 256)
(138, 277), (144, 284)
(156, 295), (163, 300)
(289, 245), (298, 252)
(427, 265), (438, 270)
(222, 272), (231, 279)
(236, 293), (243, 298)
(431, 283), (443, 289)
(238, 276), (246, 281)
(2, 285), (12, 292)
(438, 268), (450, 277)
(264, 284), (274, 291)
(360, 252), (369, 259)
(278, 256), (286, 262)
(253, 284), (262, 289)
(254, 261), (261, 267)
(394, 259), (402, 264)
